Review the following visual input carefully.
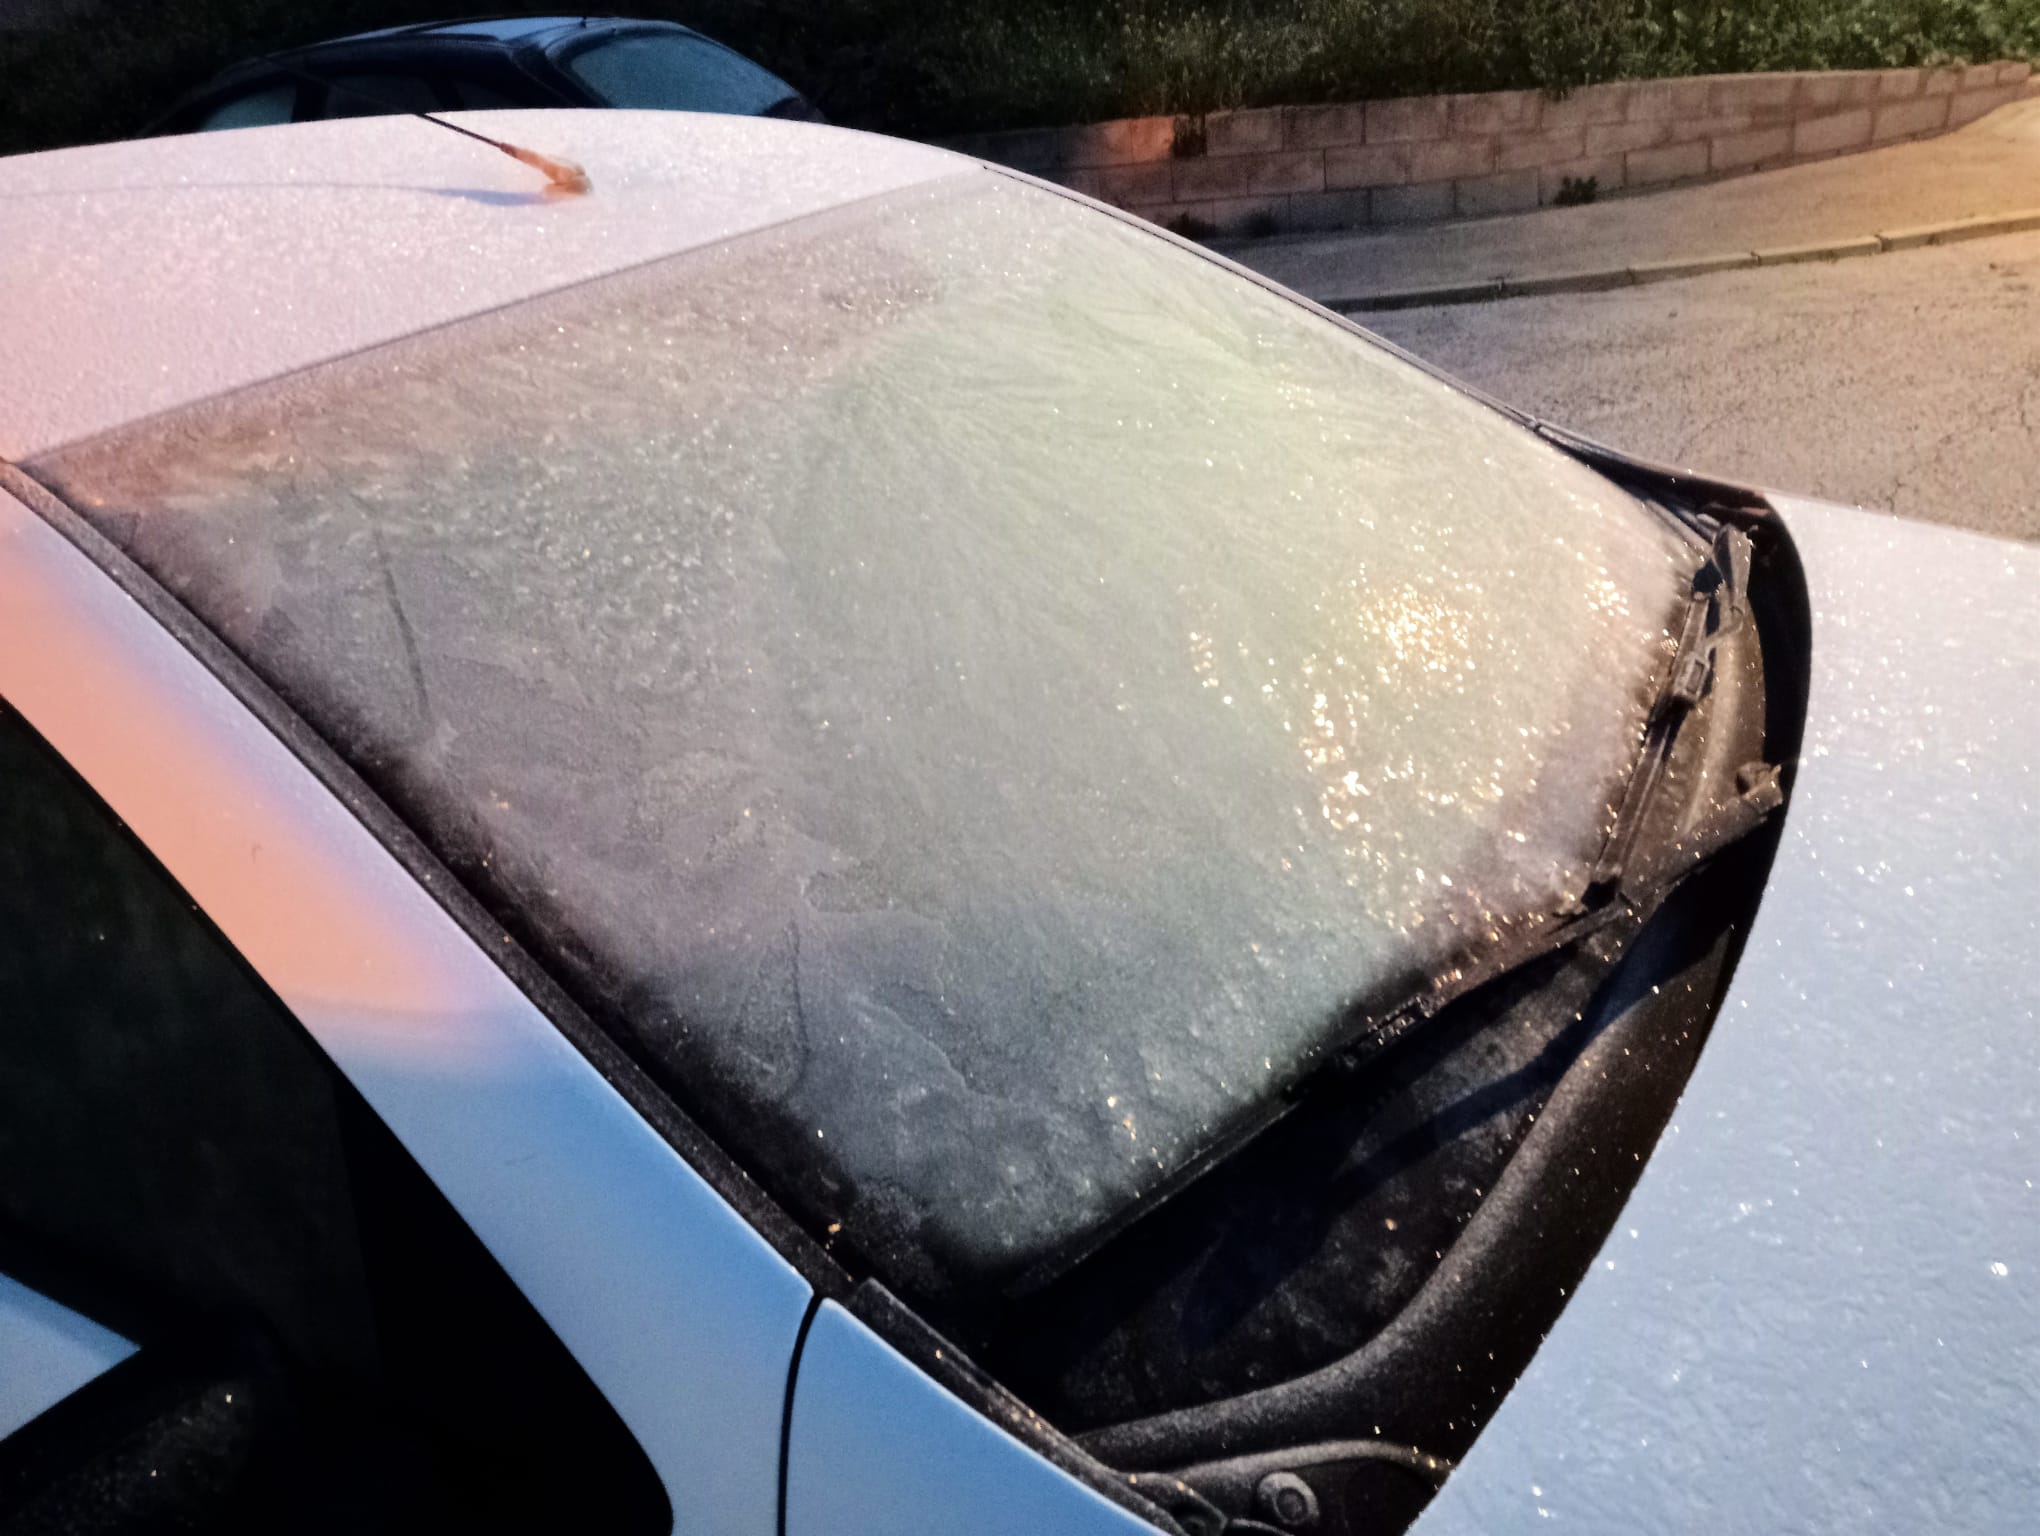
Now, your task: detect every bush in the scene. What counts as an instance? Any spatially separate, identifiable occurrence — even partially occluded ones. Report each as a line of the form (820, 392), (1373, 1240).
(4, 0), (2038, 158)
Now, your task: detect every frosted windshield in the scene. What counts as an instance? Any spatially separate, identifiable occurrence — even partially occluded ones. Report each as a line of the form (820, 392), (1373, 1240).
(39, 169), (1696, 1301)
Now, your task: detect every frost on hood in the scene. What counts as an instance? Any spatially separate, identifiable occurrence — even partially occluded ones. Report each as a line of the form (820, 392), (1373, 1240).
(39, 171), (1696, 1300)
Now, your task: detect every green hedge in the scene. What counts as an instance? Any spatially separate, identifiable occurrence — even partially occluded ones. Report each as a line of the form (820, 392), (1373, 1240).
(5, 0), (2038, 158)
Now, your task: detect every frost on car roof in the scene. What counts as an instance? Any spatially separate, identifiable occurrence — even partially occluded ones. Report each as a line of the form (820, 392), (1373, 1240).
(35, 171), (1695, 1304)
(0, 110), (963, 459)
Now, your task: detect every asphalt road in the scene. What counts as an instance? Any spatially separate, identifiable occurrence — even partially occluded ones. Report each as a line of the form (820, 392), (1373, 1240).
(1358, 228), (2040, 544)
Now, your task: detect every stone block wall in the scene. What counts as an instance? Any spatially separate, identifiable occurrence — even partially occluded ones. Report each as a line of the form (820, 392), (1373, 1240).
(942, 61), (2038, 238)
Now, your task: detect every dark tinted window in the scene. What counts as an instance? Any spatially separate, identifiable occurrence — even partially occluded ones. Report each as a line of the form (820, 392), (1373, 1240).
(320, 72), (447, 119)
(444, 73), (529, 111)
(0, 699), (667, 1534)
(197, 83), (297, 131)
(562, 30), (799, 115)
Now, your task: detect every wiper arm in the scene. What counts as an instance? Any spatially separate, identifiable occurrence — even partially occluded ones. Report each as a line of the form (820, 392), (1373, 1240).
(1336, 522), (1780, 1073)
(1582, 522), (1764, 904)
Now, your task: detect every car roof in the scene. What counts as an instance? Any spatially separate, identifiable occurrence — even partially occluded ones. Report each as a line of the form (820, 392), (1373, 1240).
(0, 110), (967, 460)
(334, 15), (598, 44)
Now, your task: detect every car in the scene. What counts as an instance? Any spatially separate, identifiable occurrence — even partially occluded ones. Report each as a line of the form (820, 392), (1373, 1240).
(1, 106), (2037, 1536)
(147, 14), (821, 136)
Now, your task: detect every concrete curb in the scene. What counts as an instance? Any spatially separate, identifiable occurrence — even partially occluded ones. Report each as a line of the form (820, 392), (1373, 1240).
(1321, 205), (2040, 311)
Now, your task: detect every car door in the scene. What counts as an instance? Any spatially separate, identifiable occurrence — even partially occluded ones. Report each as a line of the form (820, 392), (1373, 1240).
(0, 690), (670, 1531)
(0, 480), (811, 1533)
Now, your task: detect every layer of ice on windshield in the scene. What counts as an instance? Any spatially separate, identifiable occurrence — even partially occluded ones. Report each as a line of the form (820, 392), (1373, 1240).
(39, 170), (1695, 1300)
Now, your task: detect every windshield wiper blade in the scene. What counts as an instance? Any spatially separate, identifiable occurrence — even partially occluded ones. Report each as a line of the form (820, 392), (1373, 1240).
(1582, 522), (1754, 904)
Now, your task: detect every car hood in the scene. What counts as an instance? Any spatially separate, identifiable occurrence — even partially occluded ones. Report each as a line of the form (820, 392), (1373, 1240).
(1419, 494), (2040, 1533)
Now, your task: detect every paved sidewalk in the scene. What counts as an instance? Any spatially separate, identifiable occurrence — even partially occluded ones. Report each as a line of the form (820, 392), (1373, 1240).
(1217, 93), (2040, 307)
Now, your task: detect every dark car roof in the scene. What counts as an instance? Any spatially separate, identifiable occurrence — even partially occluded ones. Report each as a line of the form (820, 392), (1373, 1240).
(324, 15), (613, 47)
(338, 15), (595, 42)
(153, 15), (810, 135)
(263, 15), (695, 65)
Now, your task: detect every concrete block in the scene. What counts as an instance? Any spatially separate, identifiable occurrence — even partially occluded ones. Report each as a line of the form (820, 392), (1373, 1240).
(1584, 118), (1673, 156)
(1800, 71), (1883, 110)
(1873, 94), (1951, 141)
(1538, 154), (1625, 204)
(1366, 95), (1450, 142)
(1502, 267), (1633, 297)
(1455, 169), (1542, 218)
(1095, 161), (1176, 206)
(1407, 137), (1497, 183)
(1960, 63), (2002, 91)
(1201, 195), (1291, 236)
(1205, 108), (1286, 157)
(1326, 142), (1412, 189)
(1752, 236), (1883, 265)
(1447, 88), (1541, 135)
(1055, 169), (1104, 198)
(1341, 278), (1504, 312)
(1538, 83), (1633, 132)
(1495, 128), (1587, 171)
(1627, 251), (1758, 285)
(1792, 107), (1873, 156)
(1947, 84), (2022, 128)
(1370, 181), (1455, 223)
(1286, 104), (1369, 149)
(1286, 188), (1373, 232)
(1922, 66), (1963, 95)
(1710, 125), (1792, 172)
(1935, 208), (2040, 240)
(1174, 149), (1324, 200)
(1879, 209), (2040, 249)
(1626, 139), (1710, 186)
(1877, 68), (1925, 99)
(1668, 112), (1755, 144)
(1999, 61), (2033, 86)
(1626, 78), (1714, 119)
(1138, 196), (1287, 239)
(1876, 221), (1943, 251)
(1060, 116), (1175, 168)
(1709, 74), (1798, 115)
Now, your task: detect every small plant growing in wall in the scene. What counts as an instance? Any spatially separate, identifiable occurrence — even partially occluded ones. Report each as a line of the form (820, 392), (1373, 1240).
(1171, 114), (1207, 158)
(1553, 174), (1599, 207)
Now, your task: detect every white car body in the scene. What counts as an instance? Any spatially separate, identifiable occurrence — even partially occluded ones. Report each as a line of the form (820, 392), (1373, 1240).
(2, 109), (2035, 1535)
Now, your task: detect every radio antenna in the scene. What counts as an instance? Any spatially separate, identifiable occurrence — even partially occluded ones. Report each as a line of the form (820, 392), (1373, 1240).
(252, 53), (591, 194)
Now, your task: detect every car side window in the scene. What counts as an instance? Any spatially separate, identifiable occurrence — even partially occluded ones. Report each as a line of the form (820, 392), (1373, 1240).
(318, 72), (448, 120)
(442, 72), (529, 111)
(196, 82), (298, 131)
(0, 698), (669, 1534)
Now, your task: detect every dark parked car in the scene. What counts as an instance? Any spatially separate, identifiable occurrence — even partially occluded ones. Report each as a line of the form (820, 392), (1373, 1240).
(148, 14), (820, 134)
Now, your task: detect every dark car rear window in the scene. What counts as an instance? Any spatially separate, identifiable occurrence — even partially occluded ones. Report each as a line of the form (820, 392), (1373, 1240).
(34, 170), (1694, 1306)
(561, 30), (800, 116)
